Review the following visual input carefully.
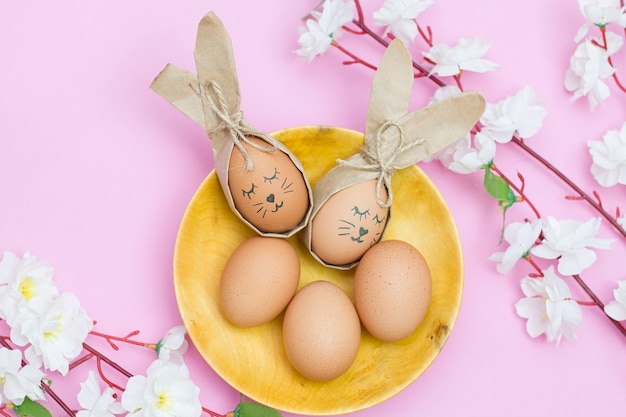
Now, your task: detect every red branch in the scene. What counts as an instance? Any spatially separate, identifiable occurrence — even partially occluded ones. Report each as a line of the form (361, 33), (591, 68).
(90, 328), (152, 351)
(511, 136), (626, 239)
(490, 164), (541, 219)
(571, 274), (626, 338)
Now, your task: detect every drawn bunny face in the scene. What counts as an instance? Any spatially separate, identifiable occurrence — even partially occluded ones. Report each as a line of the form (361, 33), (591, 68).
(310, 180), (389, 267)
(228, 136), (310, 234)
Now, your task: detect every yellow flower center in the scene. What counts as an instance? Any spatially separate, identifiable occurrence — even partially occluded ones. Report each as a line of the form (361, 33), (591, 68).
(43, 315), (63, 342)
(156, 390), (174, 411)
(19, 277), (36, 301)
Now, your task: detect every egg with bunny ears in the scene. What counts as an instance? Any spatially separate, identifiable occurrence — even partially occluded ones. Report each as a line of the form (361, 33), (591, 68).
(304, 39), (486, 269)
(150, 12), (313, 237)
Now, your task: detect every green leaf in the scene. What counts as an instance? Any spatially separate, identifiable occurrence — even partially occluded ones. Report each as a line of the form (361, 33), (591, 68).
(483, 168), (517, 244)
(13, 398), (52, 417)
(483, 168), (513, 202)
(235, 402), (283, 417)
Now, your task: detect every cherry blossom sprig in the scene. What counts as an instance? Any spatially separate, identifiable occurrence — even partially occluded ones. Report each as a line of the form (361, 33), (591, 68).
(296, 0), (626, 344)
(567, 0), (626, 108)
(0, 251), (281, 417)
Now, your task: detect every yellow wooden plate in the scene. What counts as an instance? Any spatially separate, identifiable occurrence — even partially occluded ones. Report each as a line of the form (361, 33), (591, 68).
(173, 126), (463, 415)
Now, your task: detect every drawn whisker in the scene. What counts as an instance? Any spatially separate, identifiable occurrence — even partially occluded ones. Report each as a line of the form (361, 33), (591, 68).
(282, 179), (294, 192)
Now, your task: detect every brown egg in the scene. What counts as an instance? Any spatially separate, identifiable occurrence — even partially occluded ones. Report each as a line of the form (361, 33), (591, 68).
(311, 180), (389, 267)
(354, 240), (431, 342)
(220, 236), (300, 327)
(228, 136), (310, 234)
(282, 281), (361, 381)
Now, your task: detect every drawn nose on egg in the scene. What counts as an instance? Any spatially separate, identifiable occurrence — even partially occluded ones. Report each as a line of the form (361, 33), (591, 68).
(265, 194), (284, 213)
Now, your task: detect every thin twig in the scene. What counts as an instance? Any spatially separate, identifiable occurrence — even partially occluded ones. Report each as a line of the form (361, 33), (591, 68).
(511, 136), (626, 239)
(82, 343), (133, 378)
(571, 274), (626, 339)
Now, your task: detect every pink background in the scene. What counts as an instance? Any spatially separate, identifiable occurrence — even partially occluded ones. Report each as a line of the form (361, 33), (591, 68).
(2, 0), (626, 416)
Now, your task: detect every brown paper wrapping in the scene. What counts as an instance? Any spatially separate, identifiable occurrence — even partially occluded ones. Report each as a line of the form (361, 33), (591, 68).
(303, 40), (486, 269)
(150, 12), (313, 238)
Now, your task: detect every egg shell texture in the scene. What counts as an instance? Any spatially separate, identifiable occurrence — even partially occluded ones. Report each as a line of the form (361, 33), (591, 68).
(220, 236), (300, 327)
(282, 280), (361, 382)
(228, 136), (310, 234)
(354, 239), (432, 342)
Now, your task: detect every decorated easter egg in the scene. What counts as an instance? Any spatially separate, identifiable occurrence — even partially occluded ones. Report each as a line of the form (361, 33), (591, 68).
(310, 180), (389, 267)
(228, 136), (310, 234)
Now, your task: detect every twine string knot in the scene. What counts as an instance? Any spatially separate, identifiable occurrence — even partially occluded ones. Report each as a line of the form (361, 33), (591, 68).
(198, 80), (276, 170)
(338, 120), (425, 208)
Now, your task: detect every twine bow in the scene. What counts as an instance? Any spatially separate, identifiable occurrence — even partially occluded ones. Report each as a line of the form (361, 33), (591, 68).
(195, 80), (276, 171)
(339, 120), (425, 208)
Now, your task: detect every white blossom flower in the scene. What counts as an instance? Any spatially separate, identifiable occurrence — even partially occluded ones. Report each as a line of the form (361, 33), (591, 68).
(480, 86), (547, 143)
(77, 371), (125, 417)
(296, 0), (356, 61)
(0, 347), (45, 406)
(575, 0), (626, 42)
(515, 267), (582, 344)
(121, 359), (201, 417)
(423, 36), (499, 77)
(588, 121), (626, 187)
(489, 219), (543, 274)
(422, 133), (472, 170)
(565, 34), (622, 110)
(604, 280), (626, 321)
(0, 251), (59, 326)
(11, 292), (93, 375)
(155, 326), (189, 364)
(446, 131), (496, 174)
(373, 0), (433, 44)
(531, 217), (614, 275)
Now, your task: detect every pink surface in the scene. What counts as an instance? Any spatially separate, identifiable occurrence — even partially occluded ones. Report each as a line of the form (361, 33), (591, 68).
(2, 1), (625, 416)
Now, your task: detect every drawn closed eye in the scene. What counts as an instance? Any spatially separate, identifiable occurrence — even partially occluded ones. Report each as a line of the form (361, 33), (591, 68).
(242, 183), (257, 199)
(263, 168), (279, 184)
(352, 206), (370, 221)
(373, 214), (385, 225)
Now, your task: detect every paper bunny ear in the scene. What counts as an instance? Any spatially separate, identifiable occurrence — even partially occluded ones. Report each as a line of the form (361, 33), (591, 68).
(150, 64), (204, 126)
(389, 91), (486, 168)
(364, 39), (413, 141)
(194, 12), (242, 153)
(363, 39), (485, 171)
